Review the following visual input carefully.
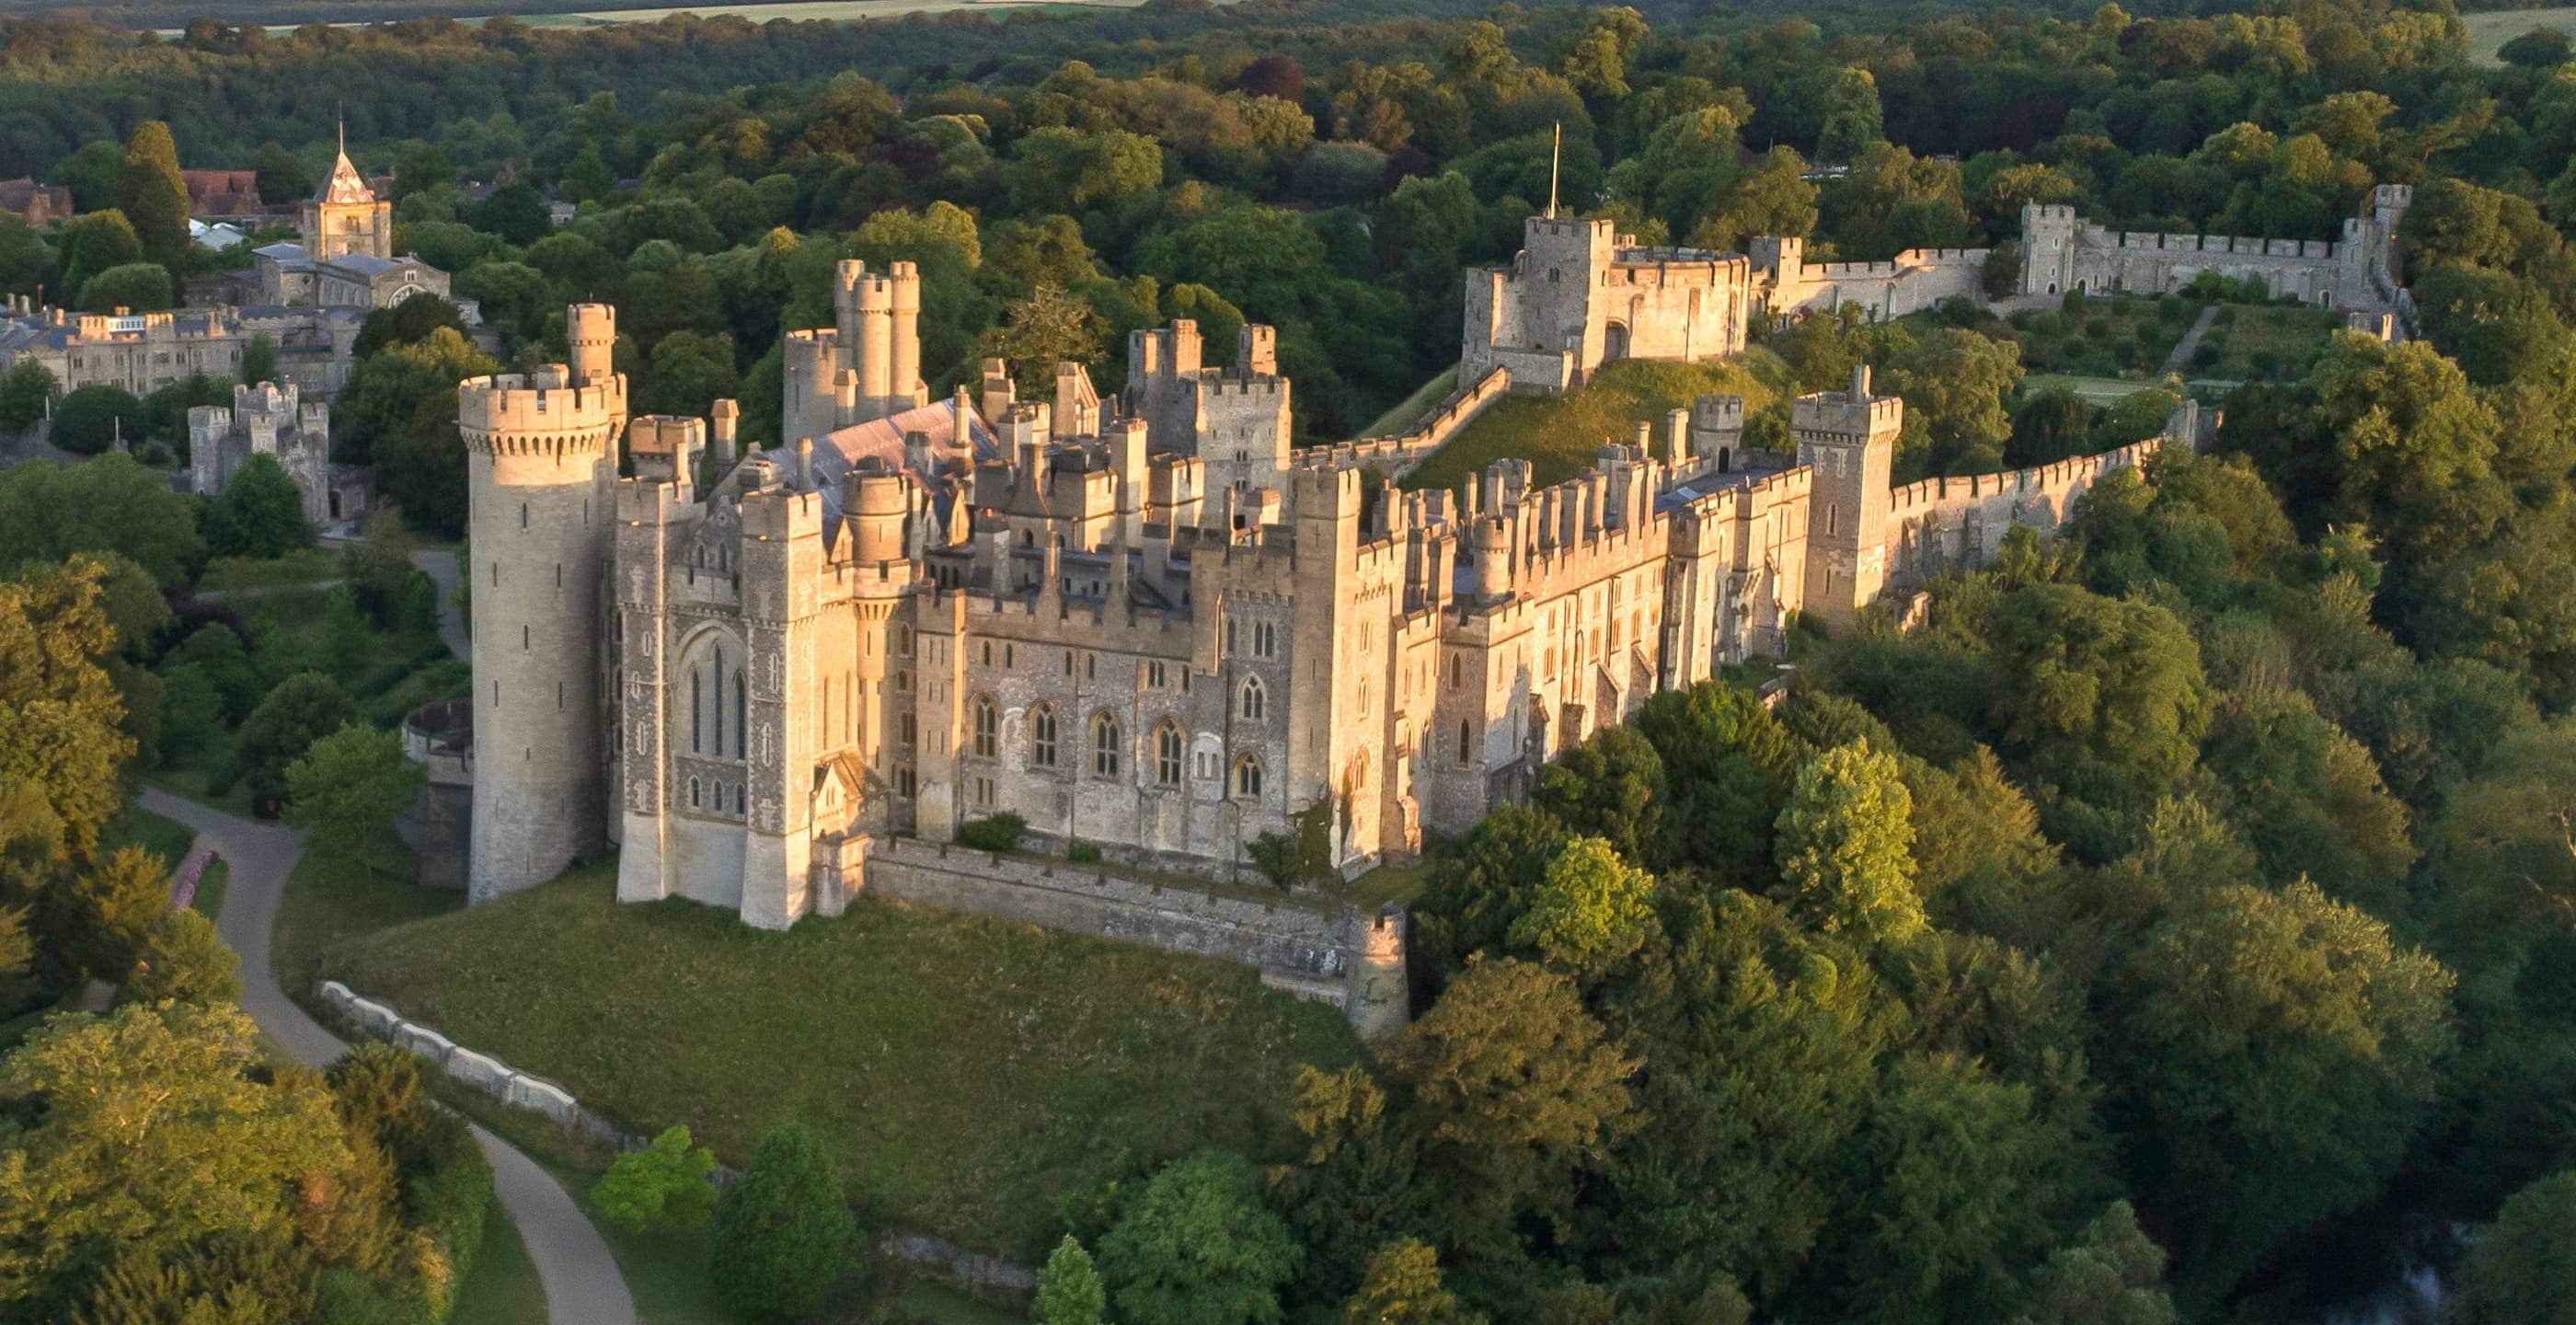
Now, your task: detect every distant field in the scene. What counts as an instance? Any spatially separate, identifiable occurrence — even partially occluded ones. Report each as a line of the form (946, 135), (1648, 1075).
(2465, 6), (2576, 63)
(143, 0), (1165, 33)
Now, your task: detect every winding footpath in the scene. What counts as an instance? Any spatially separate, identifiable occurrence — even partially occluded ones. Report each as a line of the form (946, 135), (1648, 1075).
(137, 546), (632, 1325)
(141, 791), (638, 1325)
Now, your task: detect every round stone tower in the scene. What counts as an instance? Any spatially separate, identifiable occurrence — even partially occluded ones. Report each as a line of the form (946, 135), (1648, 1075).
(455, 303), (629, 903)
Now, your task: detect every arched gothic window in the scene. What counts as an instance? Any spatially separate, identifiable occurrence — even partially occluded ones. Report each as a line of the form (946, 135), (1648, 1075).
(1155, 721), (1183, 787)
(1233, 756), (1263, 799)
(1240, 676), (1266, 722)
(1030, 704), (1057, 767)
(1091, 713), (1121, 778)
(971, 695), (997, 759)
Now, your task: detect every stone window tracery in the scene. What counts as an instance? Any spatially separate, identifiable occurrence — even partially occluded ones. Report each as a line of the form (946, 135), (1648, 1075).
(1032, 704), (1058, 767)
(1092, 712), (1121, 778)
(972, 695), (997, 759)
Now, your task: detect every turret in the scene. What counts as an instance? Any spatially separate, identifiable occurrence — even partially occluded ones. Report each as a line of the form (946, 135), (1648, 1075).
(457, 303), (630, 904)
(1793, 364), (1901, 632)
(568, 303), (615, 390)
(709, 398), (739, 469)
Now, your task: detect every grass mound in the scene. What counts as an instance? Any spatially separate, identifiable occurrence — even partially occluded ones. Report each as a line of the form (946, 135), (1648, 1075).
(1402, 351), (1794, 495)
(317, 864), (1359, 1261)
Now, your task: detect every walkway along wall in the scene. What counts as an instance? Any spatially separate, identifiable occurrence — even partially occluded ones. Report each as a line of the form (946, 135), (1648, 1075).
(1304, 366), (1512, 478)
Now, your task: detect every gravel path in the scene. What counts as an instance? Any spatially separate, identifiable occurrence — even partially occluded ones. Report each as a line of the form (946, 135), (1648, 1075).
(2160, 303), (2221, 377)
(141, 788), (634, 1325)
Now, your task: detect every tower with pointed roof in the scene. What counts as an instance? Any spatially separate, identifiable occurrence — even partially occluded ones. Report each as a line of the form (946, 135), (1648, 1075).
(298, 126), (392, 265)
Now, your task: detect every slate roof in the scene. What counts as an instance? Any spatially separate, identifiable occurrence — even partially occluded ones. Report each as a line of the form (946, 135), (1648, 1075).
(766, 398), (998, 525)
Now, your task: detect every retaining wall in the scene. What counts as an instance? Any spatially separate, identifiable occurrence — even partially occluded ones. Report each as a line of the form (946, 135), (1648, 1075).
(850, 835), (1411, 1040)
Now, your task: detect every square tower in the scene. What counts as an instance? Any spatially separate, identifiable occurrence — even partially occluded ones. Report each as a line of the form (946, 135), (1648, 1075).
(1794, 365), (1902, 633)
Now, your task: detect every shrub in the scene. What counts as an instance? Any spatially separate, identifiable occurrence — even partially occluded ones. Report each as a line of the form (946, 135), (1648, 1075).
(710, 1122), (859, 1323)
(593, 1125), (719, 1233)
(2082, 316), (2112, 340)
(402, 1109), (493, 1293)
(1247, 831), (1305, 889)
(959, 812), (1027, 853)
(1067, 840), (1103, 864)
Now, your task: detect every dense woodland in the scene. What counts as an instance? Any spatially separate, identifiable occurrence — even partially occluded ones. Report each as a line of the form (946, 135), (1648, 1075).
(11, 0), (2576, 1321)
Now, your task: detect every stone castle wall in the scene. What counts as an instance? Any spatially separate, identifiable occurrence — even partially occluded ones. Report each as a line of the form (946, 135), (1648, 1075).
(1751, 238), (1992, 322)
(1303, 365), (1511, 478)
(839, 835), (1410, 1038)
(1885, 437), (2162, 582)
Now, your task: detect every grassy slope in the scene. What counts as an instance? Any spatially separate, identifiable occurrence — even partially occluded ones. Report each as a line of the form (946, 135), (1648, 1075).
(319, 863), (1359, 1261)
(273, 836), (459, 1002)
(1401, 351), (1795, 495)
(1356, 365), (1460, 438)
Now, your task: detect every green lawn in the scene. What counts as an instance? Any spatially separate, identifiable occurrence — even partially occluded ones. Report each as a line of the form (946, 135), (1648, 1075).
(2021, 373), (2167, 405)
(2466, 6), (2576, 63)
(195, 547), (344, 593)
(192, 858), (230, 921)
(273, 835), (459, 1003)
(99, 801), (196, 866)
(318, 863), (1359, 1262)
(2189, 304), (2342, 383)
(2010, 295), (2201, 378)
(447, 1197), (546, 1325)
(1403, 351), (1795, 495)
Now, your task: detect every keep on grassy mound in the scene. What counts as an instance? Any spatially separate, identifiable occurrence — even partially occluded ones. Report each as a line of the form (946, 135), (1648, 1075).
(316, 862), (1360, 1261)
(1399, 350), (1794, 495)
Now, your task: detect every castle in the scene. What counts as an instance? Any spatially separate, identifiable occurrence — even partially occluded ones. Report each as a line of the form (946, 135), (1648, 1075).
(187, 379), (369, 527)
(443, 211), (2214, 947)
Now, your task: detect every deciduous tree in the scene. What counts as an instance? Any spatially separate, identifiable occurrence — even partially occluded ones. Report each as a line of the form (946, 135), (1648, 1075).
(1095, 1151), (1301, 1325)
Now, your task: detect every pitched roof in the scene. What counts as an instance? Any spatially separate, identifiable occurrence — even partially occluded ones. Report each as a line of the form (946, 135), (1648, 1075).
(316, 148), (374, 207)
(768, 398), (998, 527)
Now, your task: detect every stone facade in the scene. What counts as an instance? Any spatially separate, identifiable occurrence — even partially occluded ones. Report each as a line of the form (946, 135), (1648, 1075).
(455, 304), (628, 903)
(1126, 319), (1294, 511)
(0, 297), (243, 397)
(1462, 215), (1754, 393)
(186, 380), (339, 525)
(465, 231), (2169, 937)
(1750, 237), (1993, 322)
(781, 259), (928, 446)
(2019, 185), (2413, 317)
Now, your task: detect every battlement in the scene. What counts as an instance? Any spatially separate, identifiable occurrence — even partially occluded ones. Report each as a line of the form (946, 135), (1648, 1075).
(1792, 368), (1902, 437)
(2023, 203), (2080, 228)
(456, 371), (627, 444)
(741, 485), (823, 541)
(833, 259), (922, 307)
(1201, 376), (1289, 400)
(1887, 439), (2159, 516)
(1525, 216), (1614, 243)
(1808, 248), (1991, 279)
(1693, 394), (1746, 428)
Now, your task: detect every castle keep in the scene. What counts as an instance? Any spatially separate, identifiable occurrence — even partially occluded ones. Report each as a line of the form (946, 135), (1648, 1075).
(454, 213), (2202, 944)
